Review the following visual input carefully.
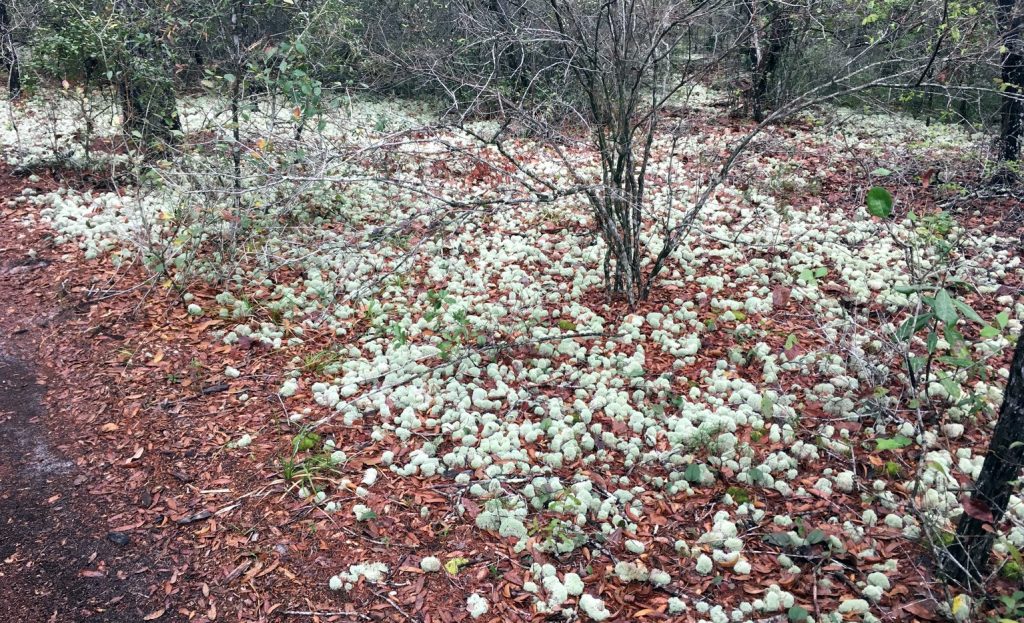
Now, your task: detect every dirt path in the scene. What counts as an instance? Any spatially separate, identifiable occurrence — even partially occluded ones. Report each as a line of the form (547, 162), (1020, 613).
(0, 166), (317, 623)
(0, 166), (183, 621)
(0, 350), (163, 622)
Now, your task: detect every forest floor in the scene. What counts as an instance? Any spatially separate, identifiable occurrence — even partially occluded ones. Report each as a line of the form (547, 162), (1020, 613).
(0, 165), (256, 622)
(0, 167), (178, 622)
(2, 93), (1024, 623)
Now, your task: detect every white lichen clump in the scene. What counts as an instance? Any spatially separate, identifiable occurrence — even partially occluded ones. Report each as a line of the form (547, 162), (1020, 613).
(328, 562), (389, 591)
(466, 593), (489, 618)
(579, 594), (611, 621)
(420, 556), (441, 572)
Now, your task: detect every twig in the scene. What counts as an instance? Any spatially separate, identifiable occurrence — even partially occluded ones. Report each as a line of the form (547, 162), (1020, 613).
(281, 610), (368, 619)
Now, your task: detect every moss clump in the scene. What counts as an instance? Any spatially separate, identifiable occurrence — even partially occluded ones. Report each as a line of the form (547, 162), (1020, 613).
(726, 486), (752, 505)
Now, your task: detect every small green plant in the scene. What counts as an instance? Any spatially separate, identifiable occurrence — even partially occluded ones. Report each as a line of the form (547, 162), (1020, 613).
(281, 456), (299, 482)
(302, 348), (343, 374)
(421, 289), (479, 360)
(424, 289), (454, 321)
(531, 517), (587, 555)
(1001, 560), (1023, 581)
(798, 266), (828, 287)
(363, 299), (385, 325)
(988, 591), (1024, 623)
(867, 186), (1009, 416)
(280, 449), (341, 492)
(788, 605), (810, 623)
(387, 322), (410, 346)
(292, 430), (321, 453)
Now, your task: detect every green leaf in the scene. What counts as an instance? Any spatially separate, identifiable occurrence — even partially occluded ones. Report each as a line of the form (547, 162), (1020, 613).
(788, 605), (810, 623)
(761, 394), (774, 419)
(995, 311), (1009, 330)
(897, 312), (934, 340)
(765, 532), (792, 547)
(938, 374), (962, 401)
(944, 324), (964, 346)
(980, 325), (1001, 339)
(292, 431), (321, 452)
(871, 167), (892, 176)
(933, 289), (958, 325)
(726, 486), (751, 505)
(866, 186), (894, 218)
(876, 435), (913, 451)
(937, 356), (973, 368)
(223, 73), (236, 83)
(927, 460), (949, 478)
(684, 463), (703, 483)
(1008, 542), (1024, 570)
(951, 298), (983, 324)
(805, 529), (827, 545)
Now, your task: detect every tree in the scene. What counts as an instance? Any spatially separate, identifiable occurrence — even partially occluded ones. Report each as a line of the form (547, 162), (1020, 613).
(385, 0), (993, 307)
(29, 1), (181, 149)
(945, 328), (1024, 585)
(995, 0), (1024, 171)
(741, 0), (794, 122)
(393, 0), (734, 306)
(542, 0), (703, 305)
(109, 1), (181, 149)
(0, 0), (19, 98)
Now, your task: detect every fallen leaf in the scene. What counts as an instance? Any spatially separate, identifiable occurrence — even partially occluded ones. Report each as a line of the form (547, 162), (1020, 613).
(901, 600), (939, 620)
(960, 496), (995, 523)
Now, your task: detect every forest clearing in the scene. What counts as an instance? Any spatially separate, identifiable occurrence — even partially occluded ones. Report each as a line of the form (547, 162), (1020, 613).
(1, 2), (1024, 623)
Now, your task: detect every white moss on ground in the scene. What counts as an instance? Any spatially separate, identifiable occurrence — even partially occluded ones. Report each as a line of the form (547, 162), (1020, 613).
(6, 90), (1022, 623)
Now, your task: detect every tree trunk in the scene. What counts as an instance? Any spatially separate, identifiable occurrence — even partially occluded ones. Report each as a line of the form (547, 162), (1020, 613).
(230, 0), (243, 206)
(110, 0), (179, 150)
(996, 0), (1024, 169)
(745, 2), (791, 122)
(945, 328), (1024, 585)
(0, 0), (20, 99)
(118, 76), (181, 149)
